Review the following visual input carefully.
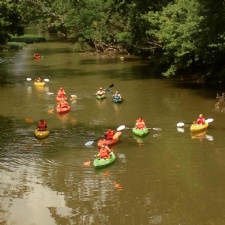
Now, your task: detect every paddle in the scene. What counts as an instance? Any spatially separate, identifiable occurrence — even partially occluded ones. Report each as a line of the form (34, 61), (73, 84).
(177, 118), (214, 127)
(27, 78), (49, 82)
(120, 126), (161, 131)
(104, 84), (114, 93)
(25, 117), (37, 125)
(85, 125), (124, 146)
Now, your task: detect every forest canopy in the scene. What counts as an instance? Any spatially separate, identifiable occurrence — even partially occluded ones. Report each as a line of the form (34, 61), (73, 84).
(1, 0), (225, 83)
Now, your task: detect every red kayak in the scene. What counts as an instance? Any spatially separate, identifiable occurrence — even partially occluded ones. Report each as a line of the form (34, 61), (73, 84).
(56, 105), (71, 114)
(97, 131), (122, 148)
(34, 53), (41, 59)
(55, 95), (68, 102)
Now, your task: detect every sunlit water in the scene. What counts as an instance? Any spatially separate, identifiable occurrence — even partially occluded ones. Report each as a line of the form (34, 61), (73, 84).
(1, 33), (225, 225)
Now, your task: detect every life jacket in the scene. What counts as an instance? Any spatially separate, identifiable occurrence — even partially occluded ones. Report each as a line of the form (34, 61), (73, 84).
(99, 147), (110, 158)
(114, 94), (120, 100)
(106, 130), (115, 140)
(197, 117), (205, 125)
(58, 90), (66, 97)
(38, 121), (47, 131)
(136, 120), (145, 129)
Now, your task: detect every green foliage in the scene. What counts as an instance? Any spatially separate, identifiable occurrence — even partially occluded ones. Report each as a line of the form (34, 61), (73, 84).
(0, 1), (24, 44)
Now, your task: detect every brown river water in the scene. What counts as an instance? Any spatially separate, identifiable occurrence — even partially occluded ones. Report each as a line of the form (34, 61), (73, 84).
(0, 32), (225, 225)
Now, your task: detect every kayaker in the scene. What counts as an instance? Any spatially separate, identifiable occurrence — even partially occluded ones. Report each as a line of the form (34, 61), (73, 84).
(194, 114), (205, 125)
(105, 128), (115, 140)
(37, 119), (47, 131)
(57, 99), (69, 108)
(135, 117), (146, 129)
(35, 76), (43, 82)
(113, 90), (122, 100)
(58, 88), (66, 97)
(97, 145), (111, 159)
(95, 87), (105, 96)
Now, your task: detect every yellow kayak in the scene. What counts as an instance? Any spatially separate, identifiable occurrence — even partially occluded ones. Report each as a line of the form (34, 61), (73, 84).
(34, 81), (45, 87)
(34, 129), (50, 139)
(190, 122), (209, 133)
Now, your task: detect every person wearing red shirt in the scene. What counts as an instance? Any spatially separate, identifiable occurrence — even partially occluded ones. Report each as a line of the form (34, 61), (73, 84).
(135, 117), (146, 129)
(37, 119), (47, 131)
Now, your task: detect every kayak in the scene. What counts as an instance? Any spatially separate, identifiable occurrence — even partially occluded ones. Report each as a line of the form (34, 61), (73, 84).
(34, 129), (50, 139)
(34, 81), (45, 87)
(96, 94), (106, 99)
(93, 152), (116, 169)
(55, 95), (68, 102)
(112, 98), (123, 103)
(34, 54), (41, 59)
(190, 122), (209, 133)
(97, 131), (122, 148)
(132, 127), (149, 137)
(56, 105), (71, 114)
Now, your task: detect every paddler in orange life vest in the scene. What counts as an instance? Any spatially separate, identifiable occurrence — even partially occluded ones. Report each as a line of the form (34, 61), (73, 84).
(58, 87), (66, 98)
(135, 117), (146, 129)
(37, 119), (47, 131)
(105, 128), (115, 140)
(96, 145), (111, 159)
(194, 114), (205, 125)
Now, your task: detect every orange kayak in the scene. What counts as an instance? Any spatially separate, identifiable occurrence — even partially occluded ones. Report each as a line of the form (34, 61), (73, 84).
(97, 131), (122, 148)
(56, 105), (71, 114)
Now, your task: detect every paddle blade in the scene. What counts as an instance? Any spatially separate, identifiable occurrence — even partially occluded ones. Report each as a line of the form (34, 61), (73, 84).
(177, 122), (185, 127)
(25, 118), (34, 123)
(27, 78), (32, 81)
(206, 118), (213, 123)
(117, 125), (126, 131)
(85, 141), (94, 146)
(113, 131), (122, 139)
(47, 92), (54, 95)
(109, 84), (114, 88)
(44, 78), (49, 82)
(151, 128), (162, 131)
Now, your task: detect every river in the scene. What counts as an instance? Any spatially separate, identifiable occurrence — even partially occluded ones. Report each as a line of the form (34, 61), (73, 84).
(0, 32), (225, 225)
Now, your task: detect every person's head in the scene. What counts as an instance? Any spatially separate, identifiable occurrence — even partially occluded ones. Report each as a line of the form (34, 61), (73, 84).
(100, 87), (103, 90)
(60, 87), (63, 90)
(138, 117), (143, 121)
(115, 90), (118, 93)
(199, 114), (203, 118)
(40, 119), (44, 123)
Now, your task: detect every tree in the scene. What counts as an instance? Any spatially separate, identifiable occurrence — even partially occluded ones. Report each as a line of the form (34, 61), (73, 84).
(0, 1), (24, 44)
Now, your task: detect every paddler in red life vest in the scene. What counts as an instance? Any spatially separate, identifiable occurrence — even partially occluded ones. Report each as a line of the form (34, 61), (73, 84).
(57, 87), (66, 97)
(105, 128), (115, 140)
(37, 119), (47, 131)
(97, 145), (111, 159)
(194, 114), (205, 125)
(135, 117), (146, 129)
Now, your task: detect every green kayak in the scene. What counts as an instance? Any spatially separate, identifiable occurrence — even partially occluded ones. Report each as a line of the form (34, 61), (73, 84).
(96, 94), (106, 99)
(132, 127), (149, 137)
(93, 152), (116, 169)
(112, 98), (123, 103)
